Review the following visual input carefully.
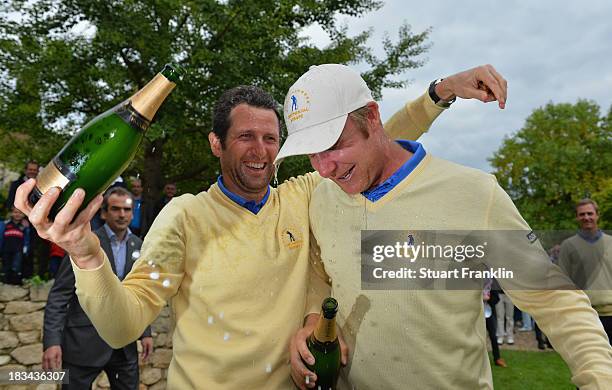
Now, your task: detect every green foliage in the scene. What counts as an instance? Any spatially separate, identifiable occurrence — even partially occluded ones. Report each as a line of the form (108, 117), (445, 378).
(490, 101), (612, 229)
(23, 274), (46, 286)
(0, 0), (430, 200)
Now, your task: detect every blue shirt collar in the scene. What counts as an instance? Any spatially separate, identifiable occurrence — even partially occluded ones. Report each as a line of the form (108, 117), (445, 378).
(217, 176), (270, 215)
(578, 229), (603, 243)
(103, 223), (131, 243)
(361, 140), (427, 202)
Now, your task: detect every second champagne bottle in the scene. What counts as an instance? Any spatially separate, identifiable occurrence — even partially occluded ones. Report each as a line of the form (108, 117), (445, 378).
(307, 297), (341, 390)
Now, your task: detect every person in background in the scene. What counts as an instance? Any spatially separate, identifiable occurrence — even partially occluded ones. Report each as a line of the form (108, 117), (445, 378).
(534, 244), (560, 349)
(42, 187), (152, 389)
(0, 206), (30, 284)
(5, 160), (39, 210)
(494, 277), (515, 345)
(128, 178), (151, 238)
(151, 182), (176, 221)
(48, 242), (65, 279)
(484, 279), (507, 367)
(559, 198), (612, 344)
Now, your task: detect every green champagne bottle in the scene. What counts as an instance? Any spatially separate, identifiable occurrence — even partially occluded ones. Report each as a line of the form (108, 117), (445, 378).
(28, 63), (183, 218)
(307, 297), (341, 390)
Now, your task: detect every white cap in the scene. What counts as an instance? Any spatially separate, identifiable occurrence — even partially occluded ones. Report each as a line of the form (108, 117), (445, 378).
(275, 64), (373, 164)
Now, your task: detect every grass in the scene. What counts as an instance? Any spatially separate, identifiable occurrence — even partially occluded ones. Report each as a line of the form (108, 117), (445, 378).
(491, 350), (575, 390)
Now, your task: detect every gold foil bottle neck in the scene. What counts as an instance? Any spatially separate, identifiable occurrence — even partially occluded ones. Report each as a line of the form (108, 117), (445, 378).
(129, 73), (176, 121)
(313, 315), (337, 343)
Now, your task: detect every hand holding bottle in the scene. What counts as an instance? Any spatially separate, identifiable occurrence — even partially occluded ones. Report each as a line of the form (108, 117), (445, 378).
(290, 312), (349, 390)
(15, 179), (104, 269)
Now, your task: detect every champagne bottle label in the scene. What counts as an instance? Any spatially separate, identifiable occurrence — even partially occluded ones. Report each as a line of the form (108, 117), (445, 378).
(116, 102), (151, 132)
(30, 157), (76, 200)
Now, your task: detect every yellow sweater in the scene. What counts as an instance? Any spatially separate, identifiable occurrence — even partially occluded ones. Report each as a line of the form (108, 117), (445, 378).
(309, 155), (612, 389)
(559, 233), (612, 316)
(72, 92), (445, 389)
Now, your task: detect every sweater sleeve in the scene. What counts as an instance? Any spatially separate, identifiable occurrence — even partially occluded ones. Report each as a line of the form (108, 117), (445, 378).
(383, 91), (446, 141)
(73, 197), (188, 348)
(485, 179), (612, 389)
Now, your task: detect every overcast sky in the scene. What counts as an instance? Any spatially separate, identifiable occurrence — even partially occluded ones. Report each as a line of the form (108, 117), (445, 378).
(303, 0), (612, 172)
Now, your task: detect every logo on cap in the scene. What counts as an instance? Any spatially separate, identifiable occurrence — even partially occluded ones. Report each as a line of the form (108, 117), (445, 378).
(286, 89), (310, 123)
(290, 95), (298, 111)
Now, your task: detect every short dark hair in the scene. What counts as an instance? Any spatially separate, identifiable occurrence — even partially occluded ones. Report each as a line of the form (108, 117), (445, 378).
(212, 85), (281, 147)
(576, 198), (599, 214)
(102, 187), (134, 211)
(25, 160), (39, 169)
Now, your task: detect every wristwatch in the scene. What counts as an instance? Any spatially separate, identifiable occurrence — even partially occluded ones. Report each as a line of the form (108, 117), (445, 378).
(428, 79), (456, 108)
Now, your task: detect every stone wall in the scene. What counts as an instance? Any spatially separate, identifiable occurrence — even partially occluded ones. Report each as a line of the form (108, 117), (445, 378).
(0, 281), (173, 390)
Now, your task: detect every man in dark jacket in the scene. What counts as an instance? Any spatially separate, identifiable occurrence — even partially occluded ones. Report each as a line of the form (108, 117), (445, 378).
(42, 187), (153, 389)
(5, 160), (39, 210)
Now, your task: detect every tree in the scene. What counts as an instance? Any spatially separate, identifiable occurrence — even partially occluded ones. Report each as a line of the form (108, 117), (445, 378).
(490, 100), (612, 230)
(0, 0), (430, 205)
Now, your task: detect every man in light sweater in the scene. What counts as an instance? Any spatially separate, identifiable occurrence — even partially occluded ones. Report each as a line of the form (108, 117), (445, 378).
(14, 66), (507, 389)
(559, 198), (612, 344)
(282, 64), (612, 389)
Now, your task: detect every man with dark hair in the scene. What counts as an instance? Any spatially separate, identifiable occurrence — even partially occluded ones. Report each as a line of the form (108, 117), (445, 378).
(212, 85), (281, 147)
(559, 198), (612, 344)
(17, 65), (507, 389)
(5, 160), (39, 210)
(42, 186), (153, 389)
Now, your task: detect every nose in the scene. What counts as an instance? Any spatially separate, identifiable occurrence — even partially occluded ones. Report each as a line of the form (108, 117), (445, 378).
(251, 138), (266, 158)
(309, 151), (336, 178)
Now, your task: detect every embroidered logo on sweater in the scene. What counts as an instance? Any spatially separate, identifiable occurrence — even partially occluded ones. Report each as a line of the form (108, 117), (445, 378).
(281, 228), (303, 249)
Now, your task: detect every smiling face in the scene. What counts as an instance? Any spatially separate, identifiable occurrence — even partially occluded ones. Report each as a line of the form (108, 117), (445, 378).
(308, 104), (390, 194)
(576, 203), (599, 233)
(209, 103), (280, 201)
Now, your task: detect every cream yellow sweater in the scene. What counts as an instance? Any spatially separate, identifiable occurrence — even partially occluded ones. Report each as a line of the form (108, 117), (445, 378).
(559, 233), (612, 316)
(309, 155), (612, 390)
(72, 92), (445, 389)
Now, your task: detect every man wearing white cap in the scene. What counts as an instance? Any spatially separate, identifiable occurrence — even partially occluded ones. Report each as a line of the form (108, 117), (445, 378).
(15, 65), (506, 389)
(284, 64), (612, 389)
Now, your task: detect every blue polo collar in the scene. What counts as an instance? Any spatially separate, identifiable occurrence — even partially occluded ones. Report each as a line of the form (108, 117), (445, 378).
(361, 140), (426, 202)
(217, 176), (270, 214)
(578, 229), (603, 243)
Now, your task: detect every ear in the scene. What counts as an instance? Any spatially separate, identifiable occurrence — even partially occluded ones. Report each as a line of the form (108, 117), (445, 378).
(208, 132), (222, 158)
(366, 101), (383, 134)
(366, 101), (381, 124)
